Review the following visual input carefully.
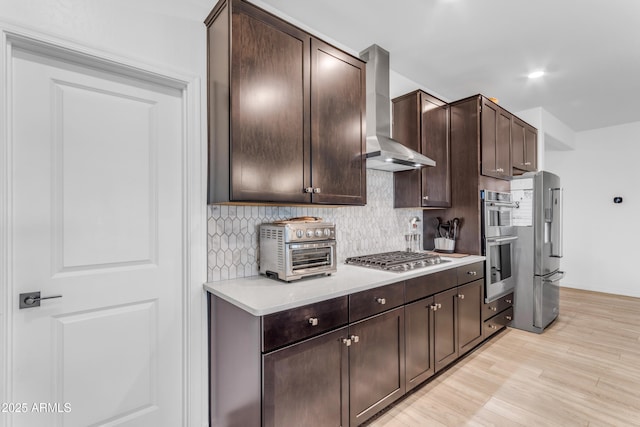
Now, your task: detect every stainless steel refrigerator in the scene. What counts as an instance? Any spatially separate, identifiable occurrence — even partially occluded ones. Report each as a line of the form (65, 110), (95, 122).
(511, 171), (564, 333)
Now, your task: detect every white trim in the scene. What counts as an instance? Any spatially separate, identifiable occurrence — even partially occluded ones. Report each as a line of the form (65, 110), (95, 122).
(0, 24), (207, 427)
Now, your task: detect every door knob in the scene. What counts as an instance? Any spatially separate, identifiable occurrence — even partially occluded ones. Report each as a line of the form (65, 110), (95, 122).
(19, 292), (62, 309)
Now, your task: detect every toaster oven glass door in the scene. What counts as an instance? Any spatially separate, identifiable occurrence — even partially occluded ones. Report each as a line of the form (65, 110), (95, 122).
(288, 241), (336, 274)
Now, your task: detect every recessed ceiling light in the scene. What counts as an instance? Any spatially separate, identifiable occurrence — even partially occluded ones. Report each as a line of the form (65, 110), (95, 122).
(528, 70), (545, 79)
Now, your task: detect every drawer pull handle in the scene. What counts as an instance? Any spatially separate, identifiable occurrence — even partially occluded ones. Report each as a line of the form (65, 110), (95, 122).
(376, 298), (386, 305)
(506, 299), (512, 304)
(488, 324), (498, 330)
(490, 306), (497, 312)
(342, 338), (352, 347)
(350, 335), (360, 343)
(458, 294), (465, 300)
(506, 315), (512, 321)
(430, 304), (438, 311)
(308, 317), (319, 326)
(467, 271), (477, 276)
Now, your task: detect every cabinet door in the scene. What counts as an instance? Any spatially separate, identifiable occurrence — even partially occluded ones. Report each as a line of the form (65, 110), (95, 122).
(310, 38), (366, 205)
(481, 97), (511, 179)
(349, 307), (405, 426)
(511, 117), (526, 173)
(496, 109), (512, 178)
(457, 279), (484, 355)
(434, 287), (458, 372)
(481, 97), (498, 177)
(421, 93), (451, 207)
(231, 3), (311, 203)
(263, 327), (348, 427)
(524, 124), (538, 171)
(405, 297), (436, 391)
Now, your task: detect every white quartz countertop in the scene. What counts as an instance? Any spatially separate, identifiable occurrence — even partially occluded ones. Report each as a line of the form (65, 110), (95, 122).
(203, 255), (485, 316)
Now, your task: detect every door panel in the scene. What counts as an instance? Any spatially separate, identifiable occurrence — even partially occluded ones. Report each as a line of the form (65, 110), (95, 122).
(434, 288), (458, 372)
(9, 46), (184, 427)
(231, 5), (310, 203)
(405, 297), (435, 390)
(457, 280), (484, 355)
(349, 307), (405, 426)
(263, 328), (348, 427)
(311, 39), (366, 205)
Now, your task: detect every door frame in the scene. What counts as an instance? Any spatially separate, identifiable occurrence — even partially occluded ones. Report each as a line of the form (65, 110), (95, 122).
(0, 25), (208, 427)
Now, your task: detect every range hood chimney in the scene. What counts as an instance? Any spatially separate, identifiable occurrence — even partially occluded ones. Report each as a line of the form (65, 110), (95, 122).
(359, 44), (436, 172)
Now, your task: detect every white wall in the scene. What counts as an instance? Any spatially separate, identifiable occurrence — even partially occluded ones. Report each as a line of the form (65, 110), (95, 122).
(0, 0), (208, 76)
(545, 121), (640, 298)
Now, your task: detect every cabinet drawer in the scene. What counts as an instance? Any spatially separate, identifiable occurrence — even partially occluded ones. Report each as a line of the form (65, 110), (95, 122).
(457, 262), (484, 284)
(350, 281), (404, 322)
(484, 307), (513, 339)
(483, 292), (514, 321)
(263, 296), (348, 352)
(405, 269), (457, 303)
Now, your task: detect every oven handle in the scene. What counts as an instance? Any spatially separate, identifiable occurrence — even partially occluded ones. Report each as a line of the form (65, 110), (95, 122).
(488, 201), (519, 208)
(486, 235), (518, 243)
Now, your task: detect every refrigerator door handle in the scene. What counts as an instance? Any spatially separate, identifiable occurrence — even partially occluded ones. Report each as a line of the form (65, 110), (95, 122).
(486, 235), (518, 243)
(549, 188), (563, 258)
(543, 271), (565, 283)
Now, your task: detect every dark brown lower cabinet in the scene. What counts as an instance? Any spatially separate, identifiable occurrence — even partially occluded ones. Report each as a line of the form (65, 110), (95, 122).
(434, 287), (459, 371)
(457, 279), (485, 355)
(434, 279), (484, 372)
(263, 327), (349, 427)
(349, 307), (405, 426)
(405, 296), (436, 391)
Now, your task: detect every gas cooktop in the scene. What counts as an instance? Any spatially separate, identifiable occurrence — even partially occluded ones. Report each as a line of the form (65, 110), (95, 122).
(345, 251), (449, 272)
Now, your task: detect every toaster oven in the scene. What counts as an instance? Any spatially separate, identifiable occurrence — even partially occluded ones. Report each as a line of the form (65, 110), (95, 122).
(259, 219), (337, 282)
(259, 218), (337, 282)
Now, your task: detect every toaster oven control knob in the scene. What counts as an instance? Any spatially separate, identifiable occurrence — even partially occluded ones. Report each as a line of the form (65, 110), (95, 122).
(296, 229), (304, 239)
(315, 229), (323, 237)
(306, 229), (314, 238)
(324, 228), (331, 237)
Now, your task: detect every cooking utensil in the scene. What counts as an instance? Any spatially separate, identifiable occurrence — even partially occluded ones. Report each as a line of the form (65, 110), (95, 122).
(435, 217), (443, 238)
(452, 217), (460, 240)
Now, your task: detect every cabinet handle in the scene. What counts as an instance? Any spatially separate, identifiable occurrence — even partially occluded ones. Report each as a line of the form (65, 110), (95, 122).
(376, 297), (386, 305)
(505, 315), (512, 321)
(524, 162), (532, 166)
(304, 187), (313, 193)
(313, 187), (321, 194)
(430, 304), (438, 311)
(488, 324), (498, 330)
(436, 303), (442, 309)
(497, 168), (504, 173)
(467, 271), (477, 276)
(350, 335), (360, 343)
(490, 306), (497, 312)
(505, 299), (512, 304)
(342, 338), (352, 347)
(423, 195), (429, 200)
(458, 294), (465, 300)
(308, 317), (319, 326)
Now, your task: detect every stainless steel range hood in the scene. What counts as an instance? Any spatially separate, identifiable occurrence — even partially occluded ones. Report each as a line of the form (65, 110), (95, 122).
(359, 44), (436, 172)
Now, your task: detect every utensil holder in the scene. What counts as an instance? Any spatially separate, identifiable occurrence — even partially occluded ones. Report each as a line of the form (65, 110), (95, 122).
(434, 237), (455, 253)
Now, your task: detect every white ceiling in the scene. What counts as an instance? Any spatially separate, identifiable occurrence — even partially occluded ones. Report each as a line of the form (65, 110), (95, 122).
(195, 0), (640, 132)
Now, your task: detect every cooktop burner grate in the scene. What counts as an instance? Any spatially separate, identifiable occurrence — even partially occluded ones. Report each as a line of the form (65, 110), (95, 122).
(345, 251), (448, 272)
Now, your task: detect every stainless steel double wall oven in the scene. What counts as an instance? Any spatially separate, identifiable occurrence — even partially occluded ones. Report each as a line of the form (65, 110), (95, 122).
(481, 190), (519, 302)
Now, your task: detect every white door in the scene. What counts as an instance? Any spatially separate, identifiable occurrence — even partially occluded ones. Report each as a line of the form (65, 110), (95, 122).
(6, 43), (185, 426)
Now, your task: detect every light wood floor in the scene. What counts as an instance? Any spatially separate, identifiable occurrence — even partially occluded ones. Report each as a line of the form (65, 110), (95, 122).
(365, 287), (640, 426)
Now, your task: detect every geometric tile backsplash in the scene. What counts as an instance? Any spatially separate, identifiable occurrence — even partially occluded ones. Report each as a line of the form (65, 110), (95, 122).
(207, 169), (423, 282)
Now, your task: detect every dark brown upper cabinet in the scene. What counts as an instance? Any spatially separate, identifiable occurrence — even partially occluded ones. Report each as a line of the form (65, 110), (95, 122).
(481, 97), (511, 180)
(392, 90), (451, 208)
(511, 116), (538, 175)
(205, 0), (366, 205)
